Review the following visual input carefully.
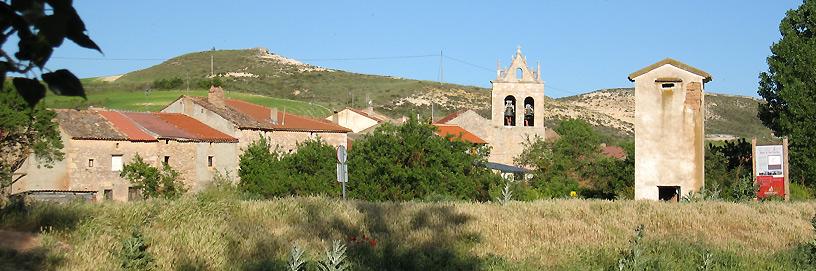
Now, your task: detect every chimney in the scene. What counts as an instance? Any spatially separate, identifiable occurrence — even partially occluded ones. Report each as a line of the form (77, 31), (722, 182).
(332, 111), (339, 124)
(208, 86), (225, 107)
(270, 107), (279, 125)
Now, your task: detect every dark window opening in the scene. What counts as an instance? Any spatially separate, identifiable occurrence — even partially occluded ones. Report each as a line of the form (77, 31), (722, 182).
(658, 186), (680, 202)
(661, 83), (675, 89)
(523, 97), (535, 127)
(503, 96), (517, 126)
(103, 189), (112, 201)
(128, 187), (142, 201)
(164, 156), (170, 165)
(88, 159), (94, 168)
(208, 156), (214, 167)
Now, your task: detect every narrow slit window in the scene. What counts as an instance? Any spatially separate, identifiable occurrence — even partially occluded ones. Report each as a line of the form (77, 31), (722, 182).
(207, 156), (214, 167)
(661, 83), (675, 89)
(88, 159), (94, 168)
(164, 156), (170, 165)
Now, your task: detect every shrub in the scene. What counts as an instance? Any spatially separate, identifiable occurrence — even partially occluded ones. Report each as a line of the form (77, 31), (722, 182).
(120, 230), (155, 271)
(238, 136), (339, 198)
(347, 116), (501, 201)
(119, 154), (186, 199)
(150, 77), (183, 90)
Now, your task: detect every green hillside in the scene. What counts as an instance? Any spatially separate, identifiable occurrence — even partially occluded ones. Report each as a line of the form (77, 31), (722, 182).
(44, 89), (330, 117)
(91, 48), (490, 118)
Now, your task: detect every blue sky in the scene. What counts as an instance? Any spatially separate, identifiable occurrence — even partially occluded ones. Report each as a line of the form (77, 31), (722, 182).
(48, 1), (801, 98)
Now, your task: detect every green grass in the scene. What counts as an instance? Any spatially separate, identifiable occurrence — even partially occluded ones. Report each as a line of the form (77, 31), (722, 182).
(1, 192), (815, 270)
(43, 89), (331, 117)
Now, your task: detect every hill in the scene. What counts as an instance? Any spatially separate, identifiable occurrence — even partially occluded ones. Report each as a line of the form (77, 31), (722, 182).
(86, 48), (773, 140)
(1, 196), (814, 270)
(555, 88), (775, 140)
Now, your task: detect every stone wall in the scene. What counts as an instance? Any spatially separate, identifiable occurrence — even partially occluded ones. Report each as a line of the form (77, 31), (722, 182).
(633, 64), (706, 200)
(239, 130), (347, 154)
(326, 109), (378, 133)
(13, 134), (158, 202)
(158, 140), (238, 192)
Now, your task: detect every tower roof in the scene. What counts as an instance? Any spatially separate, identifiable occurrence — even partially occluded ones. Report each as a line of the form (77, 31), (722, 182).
(628, 58), (712, 83)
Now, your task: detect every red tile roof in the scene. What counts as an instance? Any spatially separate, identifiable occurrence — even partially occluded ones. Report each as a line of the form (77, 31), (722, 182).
(435, 110), (466, 124)
(225, 99), (351, 133)
(155, 113), (237, 142)
(601, 145), (626, 160)
(433, 124), (486, 144)
(122, 112), (237, 143)
(97, 111), (157, 142)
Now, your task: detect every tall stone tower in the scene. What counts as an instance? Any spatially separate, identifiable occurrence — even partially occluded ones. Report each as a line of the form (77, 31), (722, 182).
(629, 58), (711, 201)
(491, 47), (546, 128)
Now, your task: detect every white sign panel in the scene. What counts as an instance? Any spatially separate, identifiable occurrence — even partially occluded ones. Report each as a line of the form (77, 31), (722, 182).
(755, 145), (784, 177)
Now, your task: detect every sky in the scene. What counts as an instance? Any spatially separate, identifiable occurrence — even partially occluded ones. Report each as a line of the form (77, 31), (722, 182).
(44, 1), (803, 98)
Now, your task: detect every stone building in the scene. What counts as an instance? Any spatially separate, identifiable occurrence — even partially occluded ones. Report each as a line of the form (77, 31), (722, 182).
(162, 86), (351, 153)
(12, 109), (238, 201)
(435, 47), (550, 166)
(326, 107), (390, 133)
(629, 58), (711, 201)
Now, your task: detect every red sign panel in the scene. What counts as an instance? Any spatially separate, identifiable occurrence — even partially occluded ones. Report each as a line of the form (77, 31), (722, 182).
(757, 175), (785, 199)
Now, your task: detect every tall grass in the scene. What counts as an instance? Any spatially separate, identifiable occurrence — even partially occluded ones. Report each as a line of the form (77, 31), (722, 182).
(1, 193), (814, 270)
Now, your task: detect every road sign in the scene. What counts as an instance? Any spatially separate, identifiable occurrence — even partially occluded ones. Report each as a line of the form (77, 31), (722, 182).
(336, 163), (348, 183)
(337, 145), (347, 164)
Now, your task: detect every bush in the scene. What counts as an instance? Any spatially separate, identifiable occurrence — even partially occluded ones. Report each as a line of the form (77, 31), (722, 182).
(150, 77), (183, 90)
(347, 116), (501, 201)
(120, 154), (186, 199)
(790, 183), (813, 201)
(238, 137), (339, 198)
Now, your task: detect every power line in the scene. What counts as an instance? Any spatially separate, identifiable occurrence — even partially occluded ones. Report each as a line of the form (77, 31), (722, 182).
(52, 56), (168, 61)
(300, 54), (437, 61)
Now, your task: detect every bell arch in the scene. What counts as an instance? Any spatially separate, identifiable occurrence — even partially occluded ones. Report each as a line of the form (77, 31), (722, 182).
(503, 95), (517, 126)
(524, 97), (535, 126)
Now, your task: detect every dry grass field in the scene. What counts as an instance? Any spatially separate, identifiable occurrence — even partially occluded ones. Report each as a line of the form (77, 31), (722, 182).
(1, 192), (815, 270)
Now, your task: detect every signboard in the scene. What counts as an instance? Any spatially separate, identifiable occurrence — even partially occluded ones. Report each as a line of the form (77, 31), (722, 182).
(753, 141), (788, 200)
(336, 145), (348, 200)
(337, 145), (347, 164)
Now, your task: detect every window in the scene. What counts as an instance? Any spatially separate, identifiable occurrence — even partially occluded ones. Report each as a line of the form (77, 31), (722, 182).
(88, 159), (94, 168)
(207, 156), (214, 167)
(115, 142), (120, 149)
(111, 155), (123, 171)
(165, 139), (170, 144)
(516, 68), (523, 80)
(164, 156), (170, 165)
(128, 187), (142, 201)
(103, 189), (113, 201)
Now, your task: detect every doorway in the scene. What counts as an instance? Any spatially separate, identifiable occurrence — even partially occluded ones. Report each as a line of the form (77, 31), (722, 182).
(658, 186), (680, 202)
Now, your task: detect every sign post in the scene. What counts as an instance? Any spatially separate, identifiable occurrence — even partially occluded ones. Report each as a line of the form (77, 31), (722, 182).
(336, 145), (348, 200)
(753, 139), (788, 201)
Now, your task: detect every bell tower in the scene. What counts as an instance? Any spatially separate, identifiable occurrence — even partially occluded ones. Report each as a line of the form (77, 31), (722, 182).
(491, 46), (545, 128)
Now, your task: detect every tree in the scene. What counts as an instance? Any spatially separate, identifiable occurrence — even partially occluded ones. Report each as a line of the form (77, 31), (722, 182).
(1, 0), (101, 106)
(238, 136), (339, 198)
(347, 116), (500, 201)
(515, 119), (634, 199)
(119, 154), (186, 199)
(758, 0), (816, 186)
(0, 82), (63, 197)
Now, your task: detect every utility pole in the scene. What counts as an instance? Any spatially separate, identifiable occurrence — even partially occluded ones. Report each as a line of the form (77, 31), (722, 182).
(210, 55), (214, 78)
(433, 50), (443, 122)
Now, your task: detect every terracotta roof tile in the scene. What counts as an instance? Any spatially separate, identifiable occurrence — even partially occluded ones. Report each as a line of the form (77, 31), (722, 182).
(225, 99), (351, 133)
(98, 111), (158, 142)
(433, 124), (486, 144)
(122, 112), (237, 143)
(154, 113), (237, 142)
